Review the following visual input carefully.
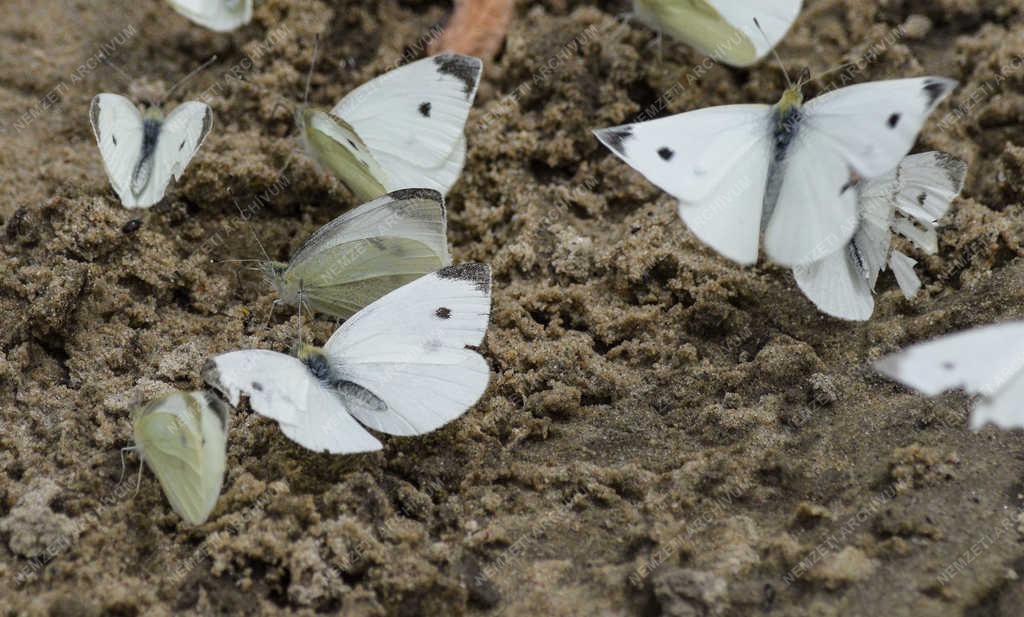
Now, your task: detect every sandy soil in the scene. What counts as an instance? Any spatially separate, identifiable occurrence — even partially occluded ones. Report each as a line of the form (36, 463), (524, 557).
(2, 0), (1024, 615)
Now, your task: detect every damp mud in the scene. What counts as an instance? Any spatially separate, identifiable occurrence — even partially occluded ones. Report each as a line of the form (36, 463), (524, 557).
(2, 1), (1024, 616)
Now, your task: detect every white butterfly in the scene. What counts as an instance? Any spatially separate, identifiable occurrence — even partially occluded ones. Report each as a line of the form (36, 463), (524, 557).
(593, 75), (956, 267)
(203, 263), (492, 454)
(297, 54), (482, 201)
(131, 390), (228, 526)
(874, 322), (1024, 430)
(632, 0), (803, 67)
(90, 94), (213, 209)
(793, 152), (967, 320)
(166, 0), (253, 32)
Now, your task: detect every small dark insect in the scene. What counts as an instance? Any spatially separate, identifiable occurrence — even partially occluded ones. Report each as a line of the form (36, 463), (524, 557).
(122, 219), (143, 234)
(419, 102), (432, 117)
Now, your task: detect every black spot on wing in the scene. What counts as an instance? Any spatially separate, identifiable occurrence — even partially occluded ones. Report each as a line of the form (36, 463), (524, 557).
(917, 192), (928, 206)
(934, 151), (968, 188)
(657, 147), (674, 161)
(435, 307), (451, 319)
(419, 102), (431, 117)
(598, 126), (634, 156)
(887, 113), (901, 128)
(437, 262), (490, 294)
(840, 178), (856, 195)
(433, 54), (482, 99)
(112, 135), (118, 146)
(942, 361), (955, 370)
(252, 382), (263, 391)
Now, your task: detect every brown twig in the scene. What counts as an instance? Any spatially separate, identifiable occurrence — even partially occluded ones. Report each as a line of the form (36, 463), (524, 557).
(429, 0), (514, 62)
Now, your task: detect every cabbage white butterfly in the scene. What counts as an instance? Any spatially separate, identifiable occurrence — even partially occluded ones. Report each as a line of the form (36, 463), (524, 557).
(130, 390), (228, 525)
(874, 322), (1024, 430)
(632, 0), (803, 67)
(793, 152), (967, 320)
(166, 0), (253, 32)
(298, 53), (482, 201)
(203, 263), (492, 454)
(90, 94), (212, 209)
(593, 73), (956, 267)
(261, 188), (451, 319)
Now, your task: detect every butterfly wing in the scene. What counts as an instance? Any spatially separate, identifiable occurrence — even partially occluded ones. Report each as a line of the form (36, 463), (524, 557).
(90, 94), (146, 208)
(134, 101), (213, 208)
(792, 243), (874, 321)
(331, 54), (482, 195)
(133, 391), (227, 525)
(281, 188), (451, 319)
(874, 322), (1024, 397)
(972, 366), (1024, 430)
(594, 104), (773, 264)
(203, 350), (382, 454)
(166, 0), (253, 31)
(322, 263), (492, 436)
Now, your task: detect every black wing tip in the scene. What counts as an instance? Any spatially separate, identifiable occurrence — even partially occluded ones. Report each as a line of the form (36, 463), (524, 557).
(933, 151), (968, 189)
(388, 187), (443, 203)
(201, 389), (231, 431)
(437, 262), (491, 294)
(922, 77), (957, 108)
(594, 125), (634, 156)
(432, 53), (483, 99)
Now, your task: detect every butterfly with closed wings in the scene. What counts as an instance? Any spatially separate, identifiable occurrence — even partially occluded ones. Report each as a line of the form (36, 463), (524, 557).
(594, 71), (957, 267)
(260, 188), (451, 320)
(297, 52), (483, 201)
(793, 151), (967, 320)
(129, 390), (229, 526)
(203, 263), (492, 454)
(631, 0), (803, 67)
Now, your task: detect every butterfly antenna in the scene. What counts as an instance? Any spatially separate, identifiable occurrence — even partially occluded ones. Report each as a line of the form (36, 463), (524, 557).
(163, 55), (219, 104)
(101, 57), (158, 108)
(303, 34), (321, 107)
(753, 18), (793, 90)
(232, 197), (274, 265)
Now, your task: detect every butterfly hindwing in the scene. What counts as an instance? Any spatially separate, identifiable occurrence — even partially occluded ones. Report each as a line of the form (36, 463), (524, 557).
(203, 350), (383, 454)
(322, 263), (493, 436)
